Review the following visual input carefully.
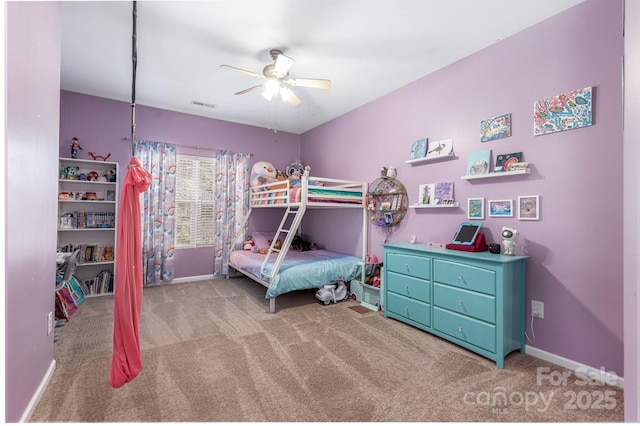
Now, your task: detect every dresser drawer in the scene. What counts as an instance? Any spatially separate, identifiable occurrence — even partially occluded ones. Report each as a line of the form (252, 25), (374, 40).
(386, 252), (430, 279)
(433, 259), (496, 295)
(386, 292), (431, 327)
(433, 307), (496, 353)
(433, 283), (495, 324)
(386, 271), (430, 303)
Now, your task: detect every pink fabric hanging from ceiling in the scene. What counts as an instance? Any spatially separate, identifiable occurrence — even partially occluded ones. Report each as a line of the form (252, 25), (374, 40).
(110, 156), (151, 388)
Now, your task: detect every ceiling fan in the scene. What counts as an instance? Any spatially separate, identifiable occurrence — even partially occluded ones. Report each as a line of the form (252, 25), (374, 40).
(220, 49), (331, 106)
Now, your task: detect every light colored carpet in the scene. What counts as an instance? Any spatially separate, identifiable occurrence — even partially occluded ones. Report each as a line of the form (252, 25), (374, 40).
(31, 277), (623, 422)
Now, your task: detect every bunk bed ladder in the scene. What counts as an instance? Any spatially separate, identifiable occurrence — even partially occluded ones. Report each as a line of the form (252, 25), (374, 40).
(260, 204), (306, 282)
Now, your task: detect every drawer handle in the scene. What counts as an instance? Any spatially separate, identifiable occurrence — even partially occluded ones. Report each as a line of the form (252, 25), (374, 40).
(404, 263), (410, 271)
(457, 300), (464, 305)
(457, 274), (468, 285)
(457, 326), (463, 333)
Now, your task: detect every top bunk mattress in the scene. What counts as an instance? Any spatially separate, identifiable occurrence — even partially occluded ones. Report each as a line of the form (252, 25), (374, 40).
(250, 177), (365, 207)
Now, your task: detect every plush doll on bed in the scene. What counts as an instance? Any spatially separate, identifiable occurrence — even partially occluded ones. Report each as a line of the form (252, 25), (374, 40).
(286, 161), (305, 186)
(259, 239), (282, 254)
(250, 161), (277, 190)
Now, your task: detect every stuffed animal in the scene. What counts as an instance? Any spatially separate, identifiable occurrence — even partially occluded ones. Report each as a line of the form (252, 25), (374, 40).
(259, 239), (282, 254)
(250, 161), (277, 190)
(286, 161), (305, 186)
(62, 166), (80, 179)
(104, 168), (117, 182)
(291, 234), (311, 251)
(270, 169), (288, 190)
(243, 237), (256, 251)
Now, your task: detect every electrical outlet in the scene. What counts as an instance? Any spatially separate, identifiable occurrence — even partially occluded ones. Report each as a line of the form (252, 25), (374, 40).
(47, 311), (53, 336)
(531, 300), (544, 319)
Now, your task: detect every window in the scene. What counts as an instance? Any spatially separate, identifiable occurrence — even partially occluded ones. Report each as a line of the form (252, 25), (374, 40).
(175, 154), (216, 248)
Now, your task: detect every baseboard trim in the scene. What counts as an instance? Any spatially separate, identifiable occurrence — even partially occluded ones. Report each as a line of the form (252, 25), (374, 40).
(20, 359), (56, 423)
(169, 274), (217, 284)
(526, 345), (624, 389)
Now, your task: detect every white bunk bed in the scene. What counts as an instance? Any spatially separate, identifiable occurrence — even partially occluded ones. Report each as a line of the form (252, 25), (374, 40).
(227, 169), (368, 313)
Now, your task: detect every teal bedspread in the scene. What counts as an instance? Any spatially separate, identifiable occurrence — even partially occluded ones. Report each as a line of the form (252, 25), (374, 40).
(229, 249), (362, 298)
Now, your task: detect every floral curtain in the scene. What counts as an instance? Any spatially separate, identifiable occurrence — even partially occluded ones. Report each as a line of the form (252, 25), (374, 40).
(134, 140), (177, 284)
(213, 150), (251, 275)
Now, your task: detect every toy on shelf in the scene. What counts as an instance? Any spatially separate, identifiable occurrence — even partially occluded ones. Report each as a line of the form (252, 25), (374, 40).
(70, 137), (83, 158)
(61, 165), (80, 179)
(88, 152), (112, 161)
(501, 226), (519, 255)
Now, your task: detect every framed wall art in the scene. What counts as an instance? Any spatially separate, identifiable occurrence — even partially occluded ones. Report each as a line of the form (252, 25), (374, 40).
(467, 198), (485, 220)
(518, 195), (540, 220)
(488, 199), (513, 218)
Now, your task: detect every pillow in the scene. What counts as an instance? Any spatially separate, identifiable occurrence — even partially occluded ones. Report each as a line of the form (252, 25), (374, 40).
(251, 232), (276, 250)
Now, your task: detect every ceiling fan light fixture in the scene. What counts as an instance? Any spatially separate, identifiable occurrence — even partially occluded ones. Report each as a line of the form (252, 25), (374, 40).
(262, 79), (281, 101)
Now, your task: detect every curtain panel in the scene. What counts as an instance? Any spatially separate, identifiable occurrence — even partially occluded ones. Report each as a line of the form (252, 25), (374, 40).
(134, 140), (177, 285)
(213, 151), (251, 275)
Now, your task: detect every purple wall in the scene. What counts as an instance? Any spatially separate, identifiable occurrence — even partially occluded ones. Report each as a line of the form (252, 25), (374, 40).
(302, 0), (624, 375)
(59, 91), (301, 278)
(623, 1), (640, 420)
(6, 2), (61, 422)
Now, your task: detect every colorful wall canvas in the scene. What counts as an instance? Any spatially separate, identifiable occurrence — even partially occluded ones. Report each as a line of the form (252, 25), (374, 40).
(534, 86), (593, 135)
(410, 138), (428, 159)
(480, 113), (511, 142)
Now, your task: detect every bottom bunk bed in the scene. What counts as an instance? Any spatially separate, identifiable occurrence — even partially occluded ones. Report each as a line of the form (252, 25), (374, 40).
(228, 248), (363, 313)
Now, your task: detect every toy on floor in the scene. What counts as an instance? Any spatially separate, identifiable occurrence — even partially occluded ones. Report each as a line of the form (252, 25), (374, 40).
(315, 277), (349, 305)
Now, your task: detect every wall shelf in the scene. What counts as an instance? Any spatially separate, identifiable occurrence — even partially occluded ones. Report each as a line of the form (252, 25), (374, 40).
(461, 168), (530, 180)
(405, 152), (457, 165)
(410, 202), (459, 209)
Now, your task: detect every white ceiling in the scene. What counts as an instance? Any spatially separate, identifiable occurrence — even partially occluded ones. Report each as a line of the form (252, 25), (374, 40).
(61, 0), (584, 134)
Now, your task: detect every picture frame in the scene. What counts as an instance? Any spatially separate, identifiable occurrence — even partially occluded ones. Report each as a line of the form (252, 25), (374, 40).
(418, 183), (435, 205)
(410, 137), (428, 160)
(518, 195), (540, 220)
(424, 138), (453, 160)
(488, 199), (513, 218)
(106, 190), (116, 201)
(467, 198), (485, 220)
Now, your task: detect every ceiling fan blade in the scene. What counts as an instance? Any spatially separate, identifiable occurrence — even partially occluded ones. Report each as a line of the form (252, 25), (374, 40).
(220, 65), (262, 79)
(274, 53), (295, 77)
(285, 90), (302, 106)
(234, 85), (263, 95)
(280, 86), (301, 106)
(287, 78), (331, 89)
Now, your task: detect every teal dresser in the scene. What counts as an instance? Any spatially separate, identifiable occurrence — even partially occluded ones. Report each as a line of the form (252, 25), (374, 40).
(383, 242), (527, 368)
